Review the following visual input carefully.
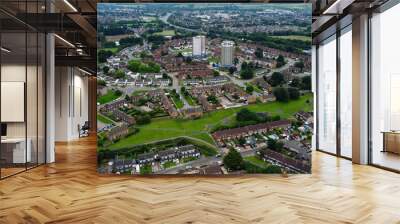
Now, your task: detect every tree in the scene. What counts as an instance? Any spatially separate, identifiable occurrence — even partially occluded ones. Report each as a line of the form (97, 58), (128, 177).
(125, 95), (131, 102)
(147, 35), (165, 44)
(102, 66), (110, 74)
(236, 108), (260, 123)
(301, 76), (311, 90)
(238, 138), (246, 146)
(264, 165), (282, 174)
(103, 41), (116, 48)
(241, 61), (255, 71)
(294, 60), (304, 72)
(136, 114), (151, 125)
(288, 87), (300, 100)
(269, 72), (285, 87)
(98, 50), (113, 63)
(273, 87), (289, 102)
(97, 79), (106, 87)
(234, 57), (239, 65)
(127, 60), (141, 72)
(245, 85), (254, 94)
(137, 98), (148, 106)
(240, 69), (254, 80)
(255, 48), (263, 59)
(113, 69), (126, 79)
(213, 70), (220, 77)
(289, 77), (301, 88)
(115, 89), (123, 96)
(140, 51), (148, 58)
(207, 95), (218, 104)
(127, 60), (160, 73)
(229, 66), (237, 75)
(223, 148), (244, 171)
(276, 55), (285, 68)
(241, 61), (248, 70)
(267, 139), (284, 152)
(119, 37), (143, 47)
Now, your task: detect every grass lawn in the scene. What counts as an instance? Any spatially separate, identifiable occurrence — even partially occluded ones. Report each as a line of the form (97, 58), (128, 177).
(97, 113), (115, 124)
(132, 90), (149, 96)
(170, 94), (184, 109)
(154, 30), (176, 36)
(163, 161), (176, 169)
(107, 94), (312, 150)
(98, 90), (121, 105)
(208, 56), (220, 64)
(273, 35), (311, 42)
(245, 82), (262, 93)
(184, 94), (196, 106)
(182, 156), (198, 163)
(101, 47), (119, 54)
(140, 165), (152, 175)
(244, 156), (270, 168)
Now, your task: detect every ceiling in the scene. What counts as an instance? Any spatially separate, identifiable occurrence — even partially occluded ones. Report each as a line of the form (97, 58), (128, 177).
(311, 0), (390, 42)
(0, 0), (97, 73)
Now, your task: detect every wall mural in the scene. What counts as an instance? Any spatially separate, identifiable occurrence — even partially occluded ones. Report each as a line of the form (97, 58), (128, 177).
(97, 3), (313, 175)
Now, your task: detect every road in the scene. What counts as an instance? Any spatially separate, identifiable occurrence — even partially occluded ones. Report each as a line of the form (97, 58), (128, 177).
(156, 146), (260, 174)
(156, 156), (222, 174)
(179, 89), (191, 109)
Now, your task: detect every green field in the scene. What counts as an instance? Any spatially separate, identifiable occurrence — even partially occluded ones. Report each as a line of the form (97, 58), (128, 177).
(245, 82), (262, 93)
(273, 35), (311, 42)
(140, 165), (152, 175)
(132, 90), (148, 96)
(170, 93), (184, 109)
(208, 56), (220, 64)
(244, 156), (270, 168)
(107, 94), (312, 150)
(97, 113), (115, 124)
(100, 47), (119, 54)
(184, 94), (196, 106)
(163, 161), (177, 169)
(182, 156), (198, 163)
(154, 30), (176, 36)
(98, 90), (121, 105)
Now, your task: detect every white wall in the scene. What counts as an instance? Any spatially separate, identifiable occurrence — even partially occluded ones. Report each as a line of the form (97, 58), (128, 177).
(1, 64), (26, 138)
(1, 63), (46, 165)
(55, 67), (89, 141)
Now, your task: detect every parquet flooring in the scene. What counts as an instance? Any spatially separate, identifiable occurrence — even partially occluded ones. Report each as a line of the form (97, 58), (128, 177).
(1, 136), (400, 224)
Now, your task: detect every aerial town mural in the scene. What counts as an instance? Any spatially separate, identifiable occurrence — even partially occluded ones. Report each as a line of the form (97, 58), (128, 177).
(97, 3), (313, 175)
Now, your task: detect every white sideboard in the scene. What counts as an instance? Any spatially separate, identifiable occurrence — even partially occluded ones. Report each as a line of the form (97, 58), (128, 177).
(1, 138), (32, 163)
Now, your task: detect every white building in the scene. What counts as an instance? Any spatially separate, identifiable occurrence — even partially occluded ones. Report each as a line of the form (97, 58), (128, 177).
(221, 40), (235, 67)
(192, 35), (206, 57)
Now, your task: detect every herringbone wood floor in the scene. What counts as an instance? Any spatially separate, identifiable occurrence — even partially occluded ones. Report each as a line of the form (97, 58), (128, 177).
(1, 136), (400, 224)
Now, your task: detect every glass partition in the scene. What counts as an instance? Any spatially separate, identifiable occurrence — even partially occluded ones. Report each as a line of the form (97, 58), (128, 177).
(38, 32), (46, 165)
(317, 35), (337, 154)
(339, 26), (352, 158)
(27, 31), (38, 169)
(370, 3), (400, 171)
(1, 31), (28, 177)
(0, 2), (46, 179)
